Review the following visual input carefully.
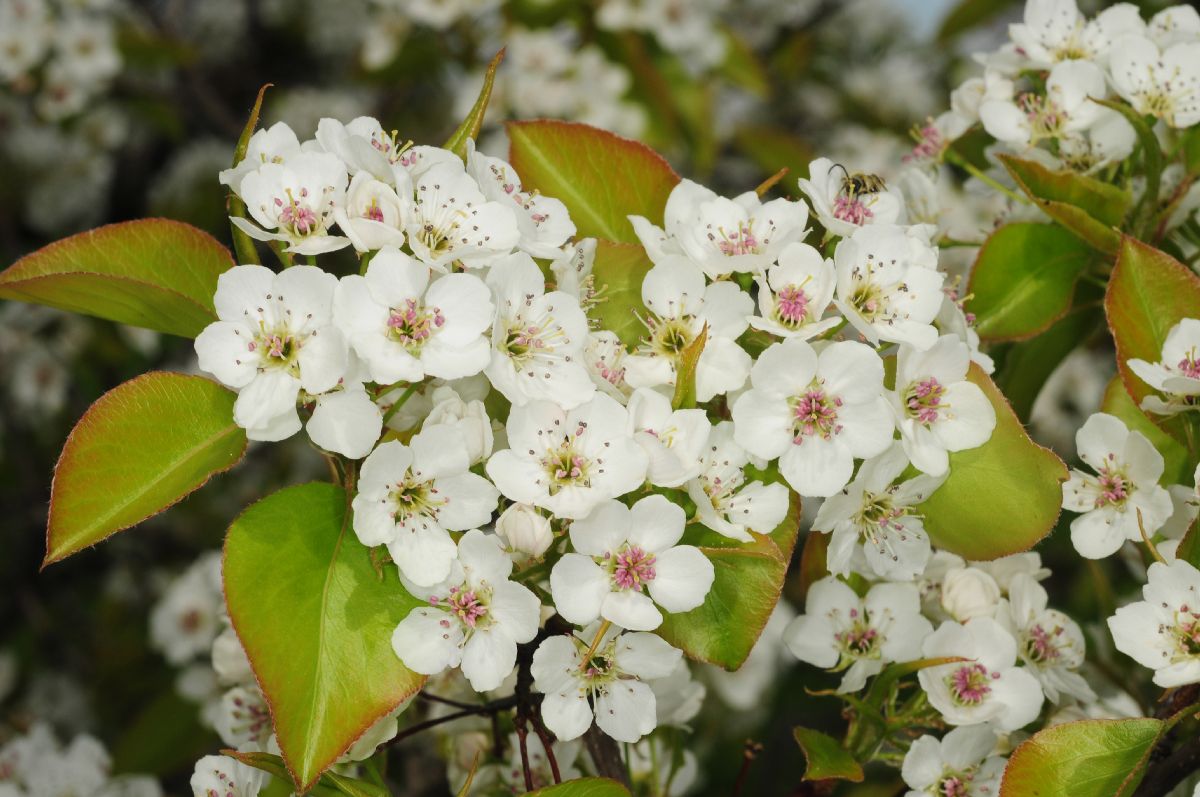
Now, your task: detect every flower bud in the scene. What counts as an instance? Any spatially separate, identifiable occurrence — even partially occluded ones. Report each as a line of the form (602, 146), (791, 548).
(425, 386), (493, 465)
(496, 503), (553, 559)
(940, 567), (1001, 622)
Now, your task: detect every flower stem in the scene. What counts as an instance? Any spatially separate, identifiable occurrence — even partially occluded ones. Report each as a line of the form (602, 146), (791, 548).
(1138, 508), (1166, 565)
(946, 150), (1029, 205)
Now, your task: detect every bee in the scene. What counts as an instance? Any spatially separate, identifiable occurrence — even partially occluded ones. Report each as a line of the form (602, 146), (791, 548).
(828, 163), (887, 199)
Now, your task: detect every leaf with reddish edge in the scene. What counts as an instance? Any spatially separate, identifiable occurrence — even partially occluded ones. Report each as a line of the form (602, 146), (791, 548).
(0, 219), (234, 338)
(588, 241), (653, 348)
(920, 364), (1068, 561)
(223, 482), (425, 792)
(45, 372), (246, 566)
(999, 718), (1163, 797)
(1105, 236), (1200, 445)
(792, 727), (863, 783)
(444, 49), (504, 159)
(523, 779), (632, 797)
(999, 154), (1130, 253)
(507, 120), (680, 243)
(671, 322), (707, 410)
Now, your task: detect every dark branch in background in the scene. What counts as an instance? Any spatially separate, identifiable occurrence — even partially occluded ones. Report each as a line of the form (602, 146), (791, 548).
(731, 739), (763, 797)
(391, 695), (518, 746)
(1134, 686), (1200, 797)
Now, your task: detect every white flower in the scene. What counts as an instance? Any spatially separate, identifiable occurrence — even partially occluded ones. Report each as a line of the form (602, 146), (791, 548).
(495, 503), (554, 560)
(998, 573), (1094, 704)
(1108, 559), (1200, 687)
(901, 726), (1005, 797)
(732, 338), (895, 498)
(149, 553), (223, 666)
(918, 618), (1044, 731)
(747, 242), (840, 340)
(422, 384), (494, 465)
(686, 421), (791, 543)
(404, 159), (520, 269)
(315, 116), (414, 181)
(890, 336), (996, 477)
(214, 685), (271, 750)
(1127, 317), (1200, 415)
(937, 290), (994, 375)
(816, 443), (942, 581)
(650, 660), (706, 727)
(584, 330), (632, 401)
(629, 178), (808, 278)
(1061, 413), (1173, 559)
(706, 602), (796, 710)
(979, 60), (1109, 148)
(485, 252), (595, 409)
(833, 224), (946, 350)
(1110, 35), (1200, 128)
(1004, 0), (1144, 70)
(940, 567), (1001, 623)
(627, 387), (711, 488)
(549, 238), (597, 302)
(195, 265), (348, 442)
(334, 247), (493, 385)
(785, 576), (933, 693)
(351, 427), (499, 586)
(797, 157), (903, 239)
(332, 171), (408, 253)
(498, 732), (582, 793)
(306, 381), (384, 459)
(218, 121), (301, 193)
(211, 627), (253, 687)
(231, 152), (350, 255)
(623, 257), (753, 402)
(467, 142), (576, 259)
(392, 530), (540, 692)
(549, 495), (714, 631)
(189, 755), (263, 797)
(531, 626), (681, 743)
(1148, 5), (1200, 48)
(486, 393), (648, 520)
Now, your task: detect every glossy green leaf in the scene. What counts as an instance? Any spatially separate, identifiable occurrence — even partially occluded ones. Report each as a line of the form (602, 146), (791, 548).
(588, 241), (653, 348)
(968, 223), (1095, 341)
(444, 49), (505, 159)
(45, 372), (246, 565)
(657, 497), (800, 669)
(793, 727), (864, 783)
(230, 83), (273, 265)
(224, 483), (425, 791)
(507, 120), (680, 243)
(921, 364), (1068, 560)
(1099, 377), (1191, 487)
(223, 751), (390, 797)
(671, 322), (706, 410)
(999, 155), (1130, 253)
(1105, 236), (1200, 445)
(995, 305), (1104, 422)
(1000, 718), (1163, 797)
(0, 218), (234, 337)
(523, 779), (632, 797)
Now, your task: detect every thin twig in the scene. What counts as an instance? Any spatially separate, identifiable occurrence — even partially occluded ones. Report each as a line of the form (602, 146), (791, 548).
(731, 739), (763, 797)
(391, 696), (517, 745)
(515, 714), (534, 792)
(531, 713), (562, 784)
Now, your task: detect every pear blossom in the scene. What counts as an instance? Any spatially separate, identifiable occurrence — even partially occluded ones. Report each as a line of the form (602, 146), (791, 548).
(306, 381), (384, 459)
(467, 141), (576, 259)
(940, 567), (1002, 623)
(498, 732), (582, 794)
(392, 530), (540, 692)
(918, 618), (1044, 731)
(650, 660), (706, 727)
(315, 116), (414, 181)
(626, 387), (710, 488)
(746, 242), (840, 340)
(732, 338), (895, 498)
(485, 252), (595, 409)
(1148, 5), (1200, 48)
(195, 265), (348, 442)
(334, 247), (493, 385)
(190, 755), (263, 797)
(1061, 413), (1173, 559)
(1108, 558), (1200, 687)
(833, 224), (946, 350)
(218, 121), (300, 192)
(979, 60), (1111, 149)
(629, 178), (808, 277)
(404, 158), (520, 269)
(797, 157), (903, 238)
(231, 152), (350, 255)
(548, 238), (597, 303)
(937, 290), (995, 375)
(494, 503), (554, 560)
(422, 384), (494, 465)
(815, 443), (943, 581)
(331, 171), (408, 252)
(687, 421), (791, 543)
(998, 574), (1095, 703)
(1003, 0), (1144, 70)
(901, 726), (1005, 797)
(784, 576), (933, 693)
(214, 685), (271, 749)
(149, 553), (223, 666)
(623, 257), (753, 402)
(1109, 35), (1200, 128)
(549, 495), (714, 631)
(1127, 317), (1200, 415)
(531, 625), (682, 743)
(486, 393), (648, 520)
(584, 331), (632, 401)
(890, 335), (997, 477)
(352, 426), (499, 586)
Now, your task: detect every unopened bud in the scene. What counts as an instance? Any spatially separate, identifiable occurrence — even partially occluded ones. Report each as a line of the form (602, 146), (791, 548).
(496, 503), (553, 559)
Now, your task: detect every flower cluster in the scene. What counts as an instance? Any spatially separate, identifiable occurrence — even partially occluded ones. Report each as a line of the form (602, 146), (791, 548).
(0, 723), (160, 797)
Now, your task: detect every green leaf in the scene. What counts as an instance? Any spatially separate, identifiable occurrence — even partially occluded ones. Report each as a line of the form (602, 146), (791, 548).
(1099, 377), (1192, 487)
(522, 778), (632, 797)
(792, 727), (864, 783)
(444, 49), (505, 159)
(967, 223), (1095, 341)
(230, 84), (273, 266)
(657, 497), (800, 669)
(507, 120), (680, 243)
(111, 687), (218, 776)
(994, 305), (1104, 423)
(936, 0), (1012, 43)
(999, 718), (1163, 797)
(671, 322), (706, 410)
(717, 27), (769, 99)
(589, 241), (653, 348)
(998, 155), (1130, 253)
(1106, 236), (1200, 445)
(1177, 517), (1200, 569)
(921, 364), (1068, 560)
(224, 483), (425, 791)
(223, 751), (392, 797)
(0, 219), (234, 338)
(45, 372), (246, 565)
